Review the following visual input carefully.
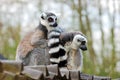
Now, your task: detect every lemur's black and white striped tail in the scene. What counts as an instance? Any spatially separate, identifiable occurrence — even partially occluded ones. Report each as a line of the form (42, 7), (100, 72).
(48, 29), (67, 67)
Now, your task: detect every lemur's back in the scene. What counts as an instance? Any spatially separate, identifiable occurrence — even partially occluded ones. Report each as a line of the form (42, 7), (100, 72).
(16, 31), (34, 60)
(16, 29), (50, 65)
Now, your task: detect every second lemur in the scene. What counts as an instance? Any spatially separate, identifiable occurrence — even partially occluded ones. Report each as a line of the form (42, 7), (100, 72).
(59, 32), (87, 71)
(66, 34), (87, 71)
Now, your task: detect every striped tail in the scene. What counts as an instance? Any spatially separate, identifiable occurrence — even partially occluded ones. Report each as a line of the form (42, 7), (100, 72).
(48, 30), (67, 67)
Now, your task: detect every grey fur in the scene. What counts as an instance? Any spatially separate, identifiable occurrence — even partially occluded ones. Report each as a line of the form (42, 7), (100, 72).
(67, 48), (83, 70)
(65, 34), (87, 71)
(22, 47), (50, 66)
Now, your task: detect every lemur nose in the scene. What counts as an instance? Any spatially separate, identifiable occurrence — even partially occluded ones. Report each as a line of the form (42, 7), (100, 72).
(81, 41), (86, 45)
(80, 44), (87, 51)
(53, 23), (58, 27)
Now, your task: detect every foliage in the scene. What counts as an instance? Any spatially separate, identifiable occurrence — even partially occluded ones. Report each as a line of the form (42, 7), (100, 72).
(0, 25), (21, 59)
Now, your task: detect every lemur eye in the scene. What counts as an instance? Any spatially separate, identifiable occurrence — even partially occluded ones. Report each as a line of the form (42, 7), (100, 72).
(77, 39), (81, 42)
(48, 17), (54, 22)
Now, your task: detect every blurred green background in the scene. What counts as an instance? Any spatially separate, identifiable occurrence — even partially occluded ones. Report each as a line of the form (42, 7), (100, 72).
(0, 0), (120, 78)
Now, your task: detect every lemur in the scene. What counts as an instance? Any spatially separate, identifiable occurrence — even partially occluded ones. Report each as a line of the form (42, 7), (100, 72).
(16, 12), (59, 66)
(66, 34), (87, 71)
(59, 32), (87, 71)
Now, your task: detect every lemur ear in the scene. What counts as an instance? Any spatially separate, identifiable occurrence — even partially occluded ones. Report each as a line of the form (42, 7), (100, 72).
(41, 12), (47, 20)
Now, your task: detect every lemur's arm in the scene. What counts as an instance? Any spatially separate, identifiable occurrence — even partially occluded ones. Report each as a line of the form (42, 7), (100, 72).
(31, 29), (47, 48)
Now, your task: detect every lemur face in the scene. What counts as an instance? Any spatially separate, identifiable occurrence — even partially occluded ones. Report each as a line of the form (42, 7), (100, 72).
(73, 34), (87, 51)
(40, 12), (58, 31)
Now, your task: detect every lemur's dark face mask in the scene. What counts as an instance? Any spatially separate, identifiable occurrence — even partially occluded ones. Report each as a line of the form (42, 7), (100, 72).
(47, 16), (58, 27)
(80, 41), (87, 51)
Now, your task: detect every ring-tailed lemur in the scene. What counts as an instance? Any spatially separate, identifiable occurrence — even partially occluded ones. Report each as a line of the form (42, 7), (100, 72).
(60, 31), (87, 70)
(66, 34), (87, 71)
(48, 28), (67, 67)
(16, 12), (59, 66)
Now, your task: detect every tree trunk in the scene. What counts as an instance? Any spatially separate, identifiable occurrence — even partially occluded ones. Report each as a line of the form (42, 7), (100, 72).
(84, 0), (96, 62)
(107, 0), (116, 74)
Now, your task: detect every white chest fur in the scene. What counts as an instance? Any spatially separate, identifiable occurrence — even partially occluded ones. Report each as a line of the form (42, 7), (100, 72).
(67, 48), (83, 71)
